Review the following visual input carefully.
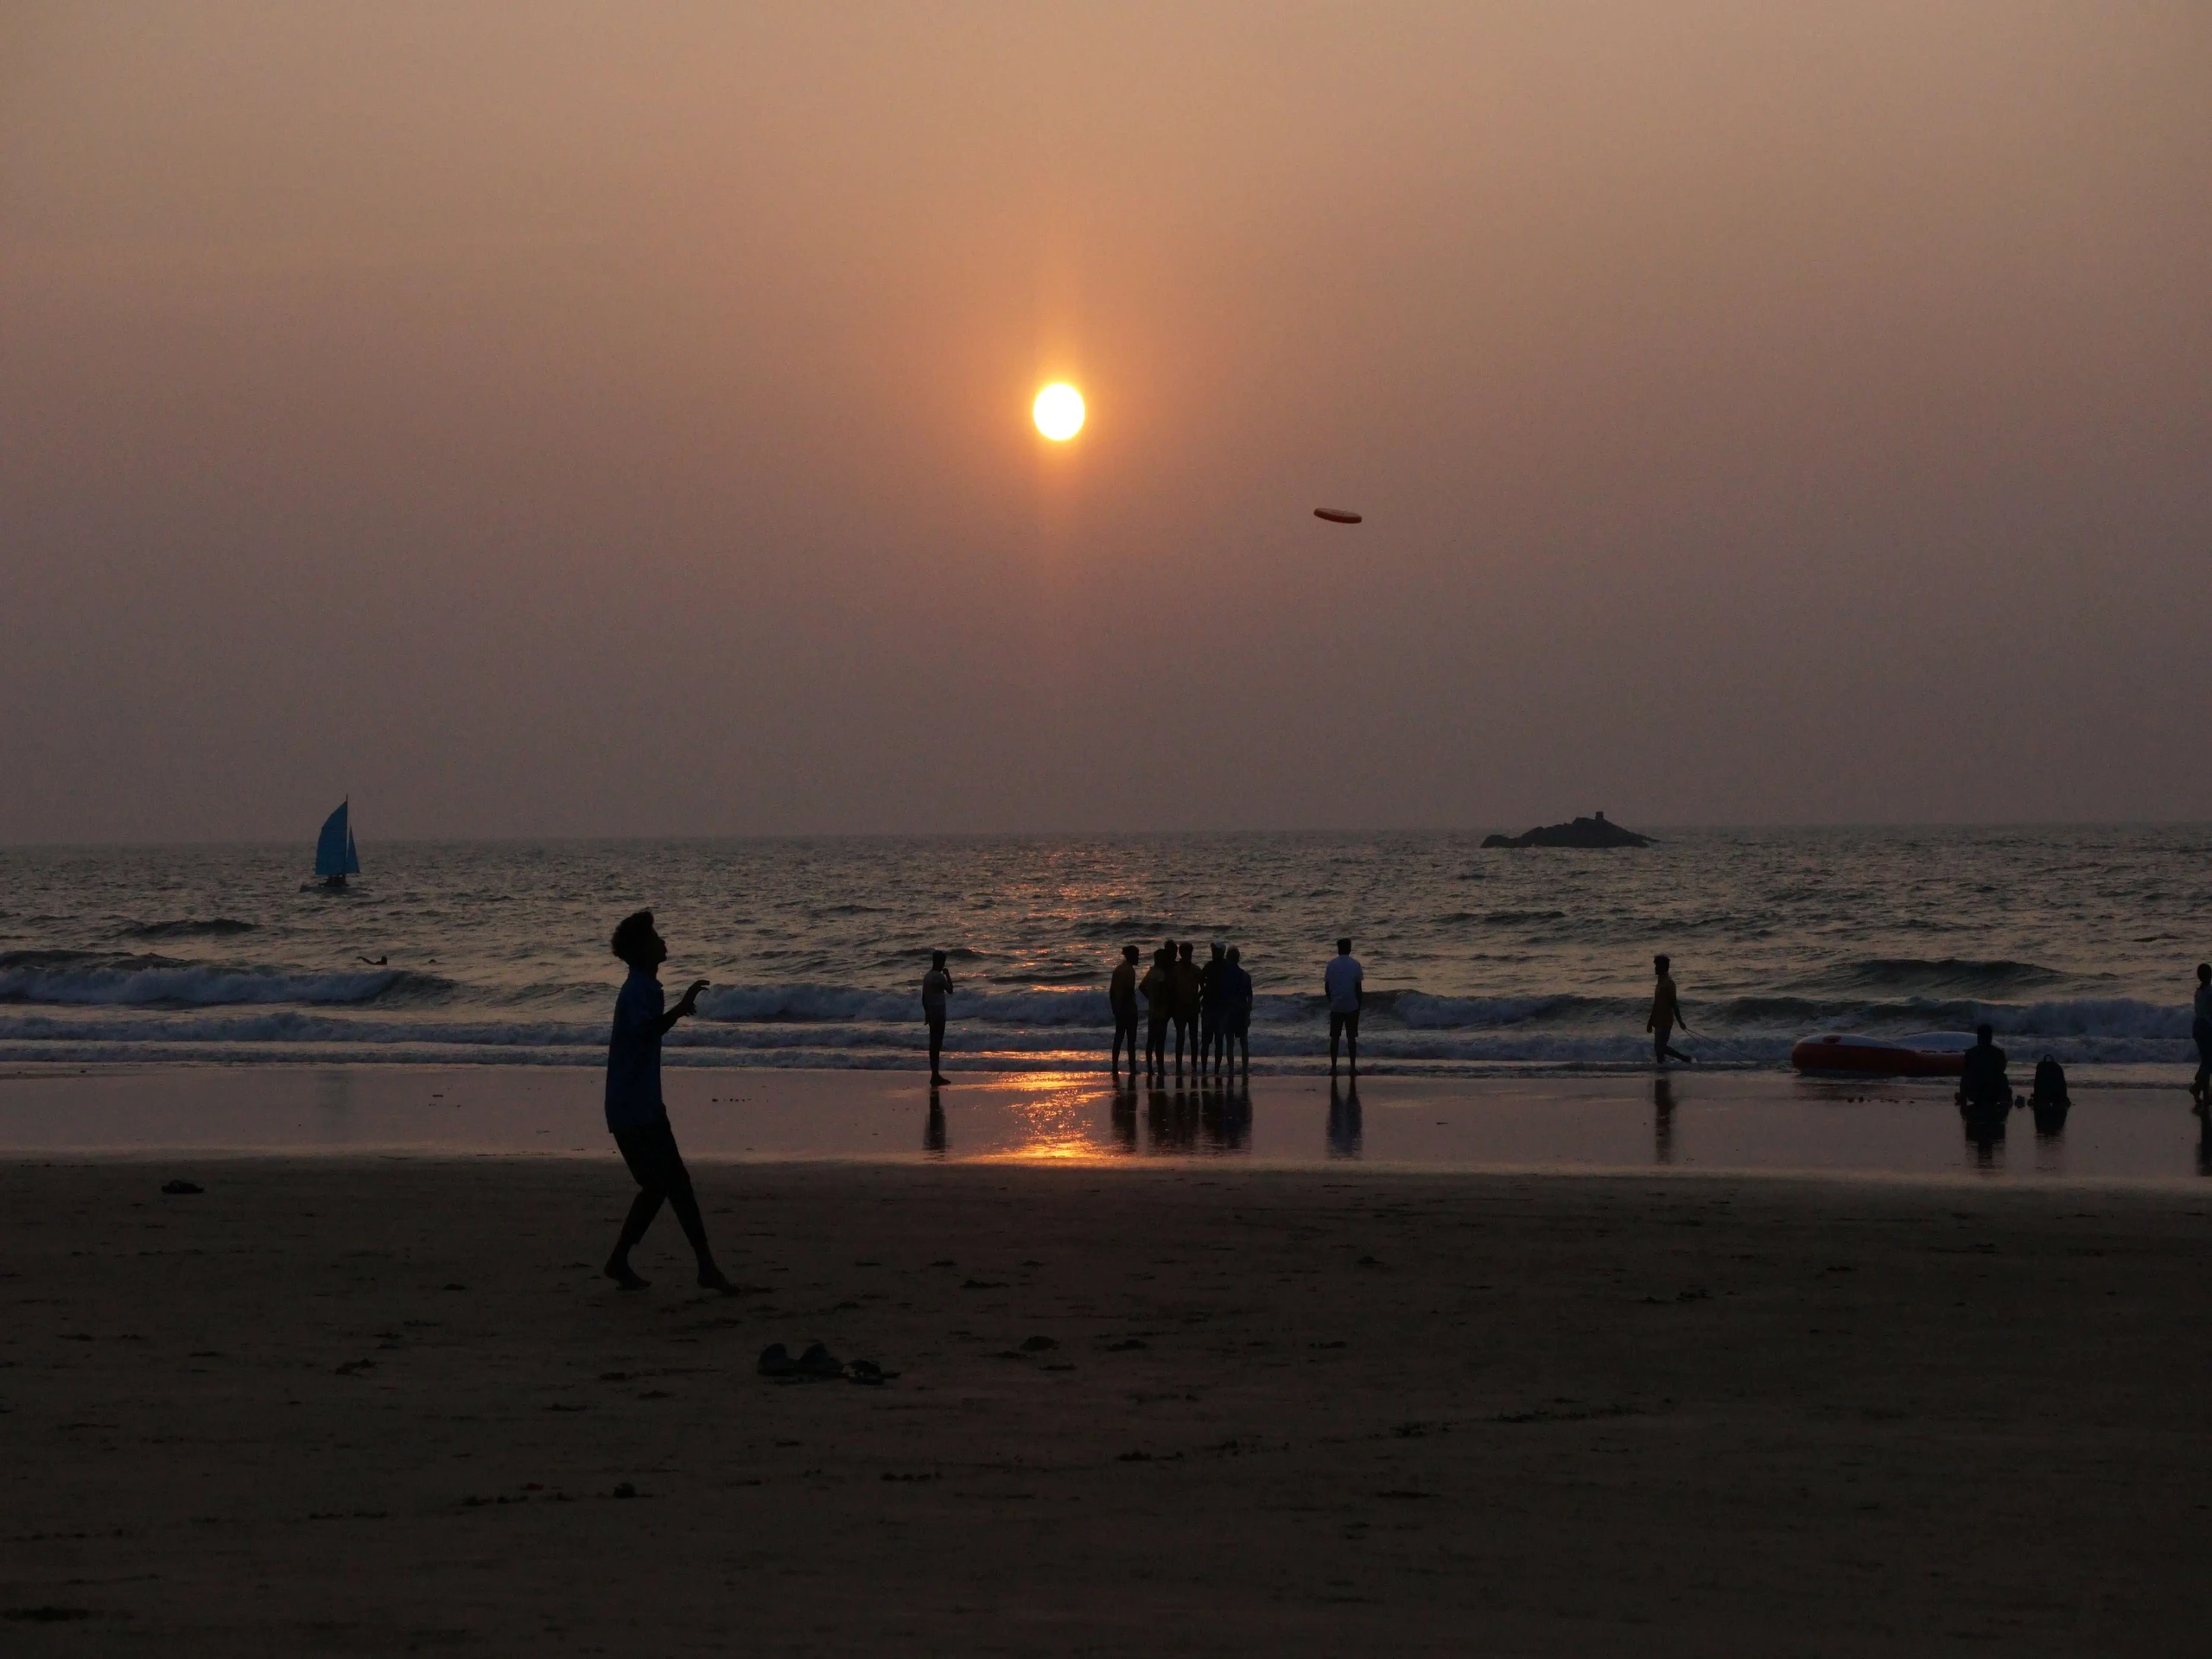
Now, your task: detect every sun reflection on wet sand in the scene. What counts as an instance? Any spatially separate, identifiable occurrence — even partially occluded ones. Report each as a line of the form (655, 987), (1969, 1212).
(967, 1074), (1124, 1163)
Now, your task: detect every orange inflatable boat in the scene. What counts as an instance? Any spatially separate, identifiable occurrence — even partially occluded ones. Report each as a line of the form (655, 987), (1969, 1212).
(1789, 1032), (1976, 1077)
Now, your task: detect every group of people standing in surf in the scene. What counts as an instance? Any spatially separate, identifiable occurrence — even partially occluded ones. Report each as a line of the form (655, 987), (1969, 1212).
(928, 939), (1695, 1086)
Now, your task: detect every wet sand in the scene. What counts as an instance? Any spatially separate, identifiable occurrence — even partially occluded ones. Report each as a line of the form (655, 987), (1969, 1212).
(6, 1157), (2212, 1653)
(3, 1063), (2208, 1179)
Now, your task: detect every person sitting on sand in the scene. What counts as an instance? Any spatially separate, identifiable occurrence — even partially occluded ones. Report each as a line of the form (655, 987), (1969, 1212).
(1109, 944), (1141, 1081)
(1141, 944), (1173, 1083)
(2192, 963), (2212, 1110)
(601, 909), (734, 1294)
(1325, 938), (1363, 1081)
(921, 950), (955, 1087)
(1648, 955), (1694, 1065)
(1956, 1023), (2012, 1115)
(1220, 945), (1253, 1081)
(1172, 942), (1204, 1082)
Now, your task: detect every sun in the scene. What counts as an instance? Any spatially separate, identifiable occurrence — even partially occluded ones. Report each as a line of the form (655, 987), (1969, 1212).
(1033, 383), (1085, 441)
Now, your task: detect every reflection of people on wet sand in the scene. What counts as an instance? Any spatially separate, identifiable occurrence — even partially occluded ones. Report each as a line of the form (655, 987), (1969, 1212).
(925, 1090), (947, 1156)
(1202, 1088), (1251, 1152)
(1648, 955), (1694, 1065)
(601, 909), (734, 1294)
(1653, 1074), (1676, 1165)
(1109, 944), (1141, 1082)
(1327, 1077), (1363, 1157)
(1141, 945), (1173, 1083)
(921, 950), (954, 1087)
(1325, 938), (1363, 1080)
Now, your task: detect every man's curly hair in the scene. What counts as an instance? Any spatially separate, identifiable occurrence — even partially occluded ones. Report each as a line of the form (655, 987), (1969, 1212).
(611, 909), (657, 963)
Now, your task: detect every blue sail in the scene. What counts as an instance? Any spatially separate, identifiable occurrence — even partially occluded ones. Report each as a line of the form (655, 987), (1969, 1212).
(315, 800), (360, 878)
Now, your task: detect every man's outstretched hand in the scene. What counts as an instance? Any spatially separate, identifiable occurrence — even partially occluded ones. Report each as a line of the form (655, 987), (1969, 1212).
(675, 979), (710, 1018)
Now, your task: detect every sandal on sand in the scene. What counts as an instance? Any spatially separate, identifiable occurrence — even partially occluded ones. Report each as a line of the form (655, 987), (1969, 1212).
(847, 1359), (893, 1386)
(796, 1341), (843, 1379)
(757, 1343), (797, 1378)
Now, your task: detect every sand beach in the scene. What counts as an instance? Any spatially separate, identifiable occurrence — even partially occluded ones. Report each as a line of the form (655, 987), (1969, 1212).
(7, 1120), (2212, 1653)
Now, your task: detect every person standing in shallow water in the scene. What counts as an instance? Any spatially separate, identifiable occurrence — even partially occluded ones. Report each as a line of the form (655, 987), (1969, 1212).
(1109, 944), (1141, 1082)
(601, 909), (734, 1294)
(921, 950), (954, 1087)
(1220, 945), (1253, 1082)
(1198, 943), (1228, 1077)
(1172, 942), (1204, 1083)
(2191, 963), (2212, 1110)
(1325, 938), (1363, 1080)
(1648, 954), (1694, 1065)
(1141, 944), (1173, 1083)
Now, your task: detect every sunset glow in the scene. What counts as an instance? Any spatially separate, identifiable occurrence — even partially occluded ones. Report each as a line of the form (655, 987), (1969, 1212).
(1033, 383), (1085, 441)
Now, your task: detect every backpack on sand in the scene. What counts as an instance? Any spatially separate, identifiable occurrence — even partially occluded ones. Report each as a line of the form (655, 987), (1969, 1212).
(2031, 1055), (2069, 1105)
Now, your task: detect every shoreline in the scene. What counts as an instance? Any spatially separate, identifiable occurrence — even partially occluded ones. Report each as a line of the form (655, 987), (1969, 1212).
(2, 1062), (2208, 1183)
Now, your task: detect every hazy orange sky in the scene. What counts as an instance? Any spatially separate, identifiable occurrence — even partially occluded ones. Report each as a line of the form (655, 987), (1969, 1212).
(4, 3), (2209, 839)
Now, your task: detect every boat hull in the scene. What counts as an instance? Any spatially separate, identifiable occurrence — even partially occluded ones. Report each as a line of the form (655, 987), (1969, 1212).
(1791, 1035), (1969, 1077)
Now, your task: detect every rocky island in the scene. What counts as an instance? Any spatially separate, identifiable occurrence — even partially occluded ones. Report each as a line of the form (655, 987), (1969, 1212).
(1482, 811), (1654, 849)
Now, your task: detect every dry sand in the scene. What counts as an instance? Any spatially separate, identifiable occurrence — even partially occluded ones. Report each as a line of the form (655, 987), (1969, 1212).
(5, 1156), (2212, 1654)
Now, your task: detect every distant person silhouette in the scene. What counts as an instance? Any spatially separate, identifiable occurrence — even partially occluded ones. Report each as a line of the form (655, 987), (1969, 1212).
(1220, 945), (1253, 1081)
(1172, 942), (1204, 1082)
(1325, 938), (1363, 1080)
(2192, 963), (2212, 1110)
(1109, 944), (1142, 1081)
(1141, 944), (1174, 1083)
(1648, 955), (1694, 1065)
(1956, 1022), (2012, 1116)
(601, 910), (733, 1294)
(1198, 943), (1228, 1075)
(921, 950), (955, 1086)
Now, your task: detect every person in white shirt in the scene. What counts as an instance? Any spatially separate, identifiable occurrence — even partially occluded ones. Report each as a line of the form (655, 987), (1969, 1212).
(921, 950), (955, 1087)
(2191, 962), (2212, 1108)
(1323, 938), (1363, 1080)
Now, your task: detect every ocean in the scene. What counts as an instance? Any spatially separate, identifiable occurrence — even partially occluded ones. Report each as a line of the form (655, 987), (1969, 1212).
(1, 828), (2205, 1076)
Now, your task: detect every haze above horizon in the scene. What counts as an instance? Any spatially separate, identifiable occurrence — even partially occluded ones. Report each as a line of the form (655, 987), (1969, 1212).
(5, 3), (2208, 842)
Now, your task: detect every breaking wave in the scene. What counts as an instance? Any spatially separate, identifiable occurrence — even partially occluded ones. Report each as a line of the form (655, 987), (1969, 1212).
(0, 951), (449, 1008)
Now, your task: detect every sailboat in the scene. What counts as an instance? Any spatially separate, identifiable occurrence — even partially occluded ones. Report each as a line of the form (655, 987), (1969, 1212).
(314, 798), (361, 889)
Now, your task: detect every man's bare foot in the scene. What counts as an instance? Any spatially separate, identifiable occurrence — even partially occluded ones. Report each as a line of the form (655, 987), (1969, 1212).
(605, 1259), (648, 1290)
(930, 1073), (950, 1087)
(698, 1266), (738, 1295)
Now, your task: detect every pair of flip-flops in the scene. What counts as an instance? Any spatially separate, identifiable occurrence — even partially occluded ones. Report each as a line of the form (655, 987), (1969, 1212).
(757, 1342), (895, 1385)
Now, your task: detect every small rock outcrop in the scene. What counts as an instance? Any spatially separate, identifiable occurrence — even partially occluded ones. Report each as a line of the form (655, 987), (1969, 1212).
(1481, 811), (1653, 849)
